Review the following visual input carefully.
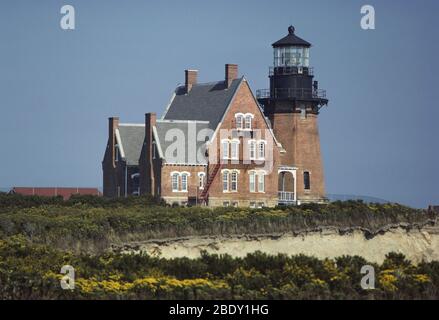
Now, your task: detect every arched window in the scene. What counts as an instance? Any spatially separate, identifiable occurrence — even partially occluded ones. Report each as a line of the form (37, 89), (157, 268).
(249, 140), (256, 160)
(245, 115), (252, 129)
(249, 171), (256, 193)
(181, 173), (189, 192)
(171, 172), (179, 192)
(230, 140), (240, 160)
(222, 171), (229, 192)
(198, 172), (205, 190)
(235, 114), (244, 129)
(304, 171), (311, 190)
(221, 140), (229, 159)
(258, 172), (265, 192)
(258, 141), (265, 159)
(231, 171), (238, 192)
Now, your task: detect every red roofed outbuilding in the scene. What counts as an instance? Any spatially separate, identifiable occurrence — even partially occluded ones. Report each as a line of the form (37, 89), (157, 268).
(10, 187), (102, 200)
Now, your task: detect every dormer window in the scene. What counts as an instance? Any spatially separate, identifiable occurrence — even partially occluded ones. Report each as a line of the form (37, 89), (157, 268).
(115, 144), (119, 162)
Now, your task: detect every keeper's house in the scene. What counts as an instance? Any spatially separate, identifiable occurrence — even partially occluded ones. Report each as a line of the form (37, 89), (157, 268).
(102, 27), (329, 207)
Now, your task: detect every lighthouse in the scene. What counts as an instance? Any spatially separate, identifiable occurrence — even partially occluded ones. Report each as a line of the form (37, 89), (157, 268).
(257, 26), (328, 203)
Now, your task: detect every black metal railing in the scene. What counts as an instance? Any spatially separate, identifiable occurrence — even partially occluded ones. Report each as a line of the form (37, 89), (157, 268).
(256, 88), (327, 100)
(269, 66), (314, 76)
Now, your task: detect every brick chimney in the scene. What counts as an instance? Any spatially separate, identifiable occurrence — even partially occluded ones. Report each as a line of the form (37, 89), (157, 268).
(108, 117), (119, 166)
(142, 112), (157, 195)
(185, 69), (198, 93)
(225, 64), (238, 88)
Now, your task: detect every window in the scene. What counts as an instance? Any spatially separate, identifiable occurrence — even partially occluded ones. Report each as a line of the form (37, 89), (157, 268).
(231, 171), (238, 192)
(245, 115), (252, 129)
(235, 115), (243, 129)
(181, 173), (189, 192)
(171, 173), (179, 192)
(223, 201), (230, 207)
(231, 140), (239, 160)
(232, 202), (239, 207)
(223, 171), (229, 192)
(222, 140), (229, 159)
(198, 173), (205, 189)
(258, 202), (265, 209)
(249, 171), (256, 192)
(258, 141), (265, 159)
(249, 202), (256, 209)
(249, 141), (256, 160)
(258, 173), (265, 192)
(115, 145), (119, 162)
(304, 171), (311, 190)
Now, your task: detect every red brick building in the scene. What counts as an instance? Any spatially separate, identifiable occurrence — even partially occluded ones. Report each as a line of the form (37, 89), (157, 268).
(103, 27), (328, 207)
(11, 187), (102, 200)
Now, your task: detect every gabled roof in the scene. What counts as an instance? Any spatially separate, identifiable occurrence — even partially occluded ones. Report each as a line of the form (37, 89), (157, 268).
(154, 120), (211, 165)
(272, 26), (311, 48)
(162, 78), (243, 130)
(116, 124), (145, 166)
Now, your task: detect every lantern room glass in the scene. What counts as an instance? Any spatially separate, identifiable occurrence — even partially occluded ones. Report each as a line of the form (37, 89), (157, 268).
(274, 46), (309, 67)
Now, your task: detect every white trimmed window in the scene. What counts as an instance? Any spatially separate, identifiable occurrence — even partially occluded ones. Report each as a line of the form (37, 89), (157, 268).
(258, 173), (265, 192)
(222, 140), (229, 159)
(171, 173), (179, 192)
(198, 172), (205, 190)
(258, 141), (266, 159)
(222, 171), (229, 192)
(235, 114), (243, 129)
(245, 114), (252, 129)
(249, 140), (256, 160)
(230, 140), (239, 160)
(249, 171), (256, 193)
(181, 173), (189, 192)
(231, 171), (238, 192)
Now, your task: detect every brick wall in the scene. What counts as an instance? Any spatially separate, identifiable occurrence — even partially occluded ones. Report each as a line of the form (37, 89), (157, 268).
(205, 80), (281, 207)
(268, 106), (326, 202)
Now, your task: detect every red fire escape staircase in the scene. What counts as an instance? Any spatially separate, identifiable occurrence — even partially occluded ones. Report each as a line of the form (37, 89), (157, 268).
(199, 163), (222, 204)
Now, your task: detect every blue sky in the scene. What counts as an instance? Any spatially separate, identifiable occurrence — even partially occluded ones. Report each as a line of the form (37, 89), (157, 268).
(0, 0), (438, 208)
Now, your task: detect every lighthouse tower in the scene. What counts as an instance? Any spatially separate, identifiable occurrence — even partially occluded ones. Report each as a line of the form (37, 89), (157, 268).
(257, 26), (328, 203)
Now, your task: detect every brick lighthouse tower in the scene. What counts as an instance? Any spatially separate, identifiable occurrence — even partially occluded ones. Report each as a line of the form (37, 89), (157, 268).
(257, 26), (328, 203)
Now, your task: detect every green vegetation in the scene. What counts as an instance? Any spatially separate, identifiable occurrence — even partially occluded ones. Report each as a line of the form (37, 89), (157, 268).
(0, 194), (438, 299)
(0, 195), (436, 252)
(0, 236), (438, 300)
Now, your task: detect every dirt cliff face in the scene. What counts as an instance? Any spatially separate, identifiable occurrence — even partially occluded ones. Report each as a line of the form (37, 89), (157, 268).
(113, 224), (439, 264)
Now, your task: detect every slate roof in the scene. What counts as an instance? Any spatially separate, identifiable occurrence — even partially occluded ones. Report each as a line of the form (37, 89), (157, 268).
(117, 124), (145, 166)
(155, 120), (211, 165)
(162, 78), (243, 130)
(272, 26), (311, 48)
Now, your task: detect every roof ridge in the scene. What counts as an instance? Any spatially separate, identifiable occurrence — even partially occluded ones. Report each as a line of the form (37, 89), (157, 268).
(156, 119), (210, 124)
(119, 123), (145, 127)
